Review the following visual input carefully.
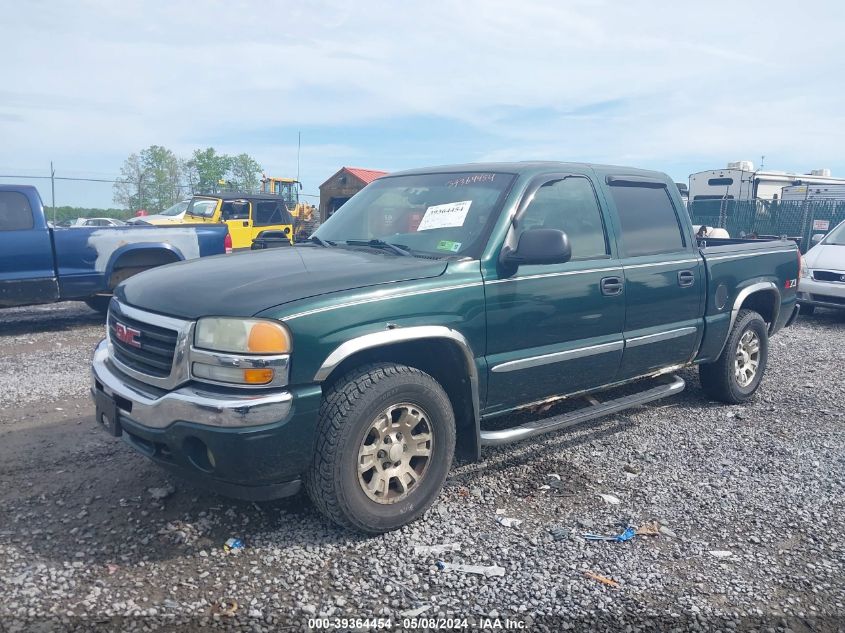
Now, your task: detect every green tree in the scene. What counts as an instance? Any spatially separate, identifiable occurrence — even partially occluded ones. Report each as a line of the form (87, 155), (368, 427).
(228, 153), (263, 193)
(141, 145), (183, 213)
(113, 152), (148, 211)
(187, 148), (231, 194)
(113, 145), (183, 212)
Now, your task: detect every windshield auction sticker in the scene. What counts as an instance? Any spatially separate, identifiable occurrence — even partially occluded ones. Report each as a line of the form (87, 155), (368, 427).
(418, 200), (472, 231)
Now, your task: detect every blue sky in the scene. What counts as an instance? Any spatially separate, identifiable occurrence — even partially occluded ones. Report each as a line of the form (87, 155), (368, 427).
(1, 0), (844, 208)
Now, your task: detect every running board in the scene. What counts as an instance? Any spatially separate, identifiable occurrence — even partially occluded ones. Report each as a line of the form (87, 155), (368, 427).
(479, 375), (686, 447)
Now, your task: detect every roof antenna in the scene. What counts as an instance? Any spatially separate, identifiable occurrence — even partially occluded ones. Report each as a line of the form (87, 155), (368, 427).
(759, 154), (765, 171)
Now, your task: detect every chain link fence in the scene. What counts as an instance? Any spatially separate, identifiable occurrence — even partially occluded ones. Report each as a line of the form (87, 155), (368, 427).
(0, 171), (321, 226)
(688, 199), (845, 252)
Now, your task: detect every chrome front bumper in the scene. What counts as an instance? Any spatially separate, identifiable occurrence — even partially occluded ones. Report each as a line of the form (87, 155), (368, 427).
(91, 339), (293, 429)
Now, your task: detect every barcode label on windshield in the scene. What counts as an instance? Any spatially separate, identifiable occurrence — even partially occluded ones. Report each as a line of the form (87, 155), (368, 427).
(418, 200), (472, 231)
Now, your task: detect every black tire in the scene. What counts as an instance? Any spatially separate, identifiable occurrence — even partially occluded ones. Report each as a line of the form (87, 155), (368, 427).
(801, 304), (815, 316)
(699, 309), (769, 404)
(305, 363), (455, 533)
(84, 295), (111, 315)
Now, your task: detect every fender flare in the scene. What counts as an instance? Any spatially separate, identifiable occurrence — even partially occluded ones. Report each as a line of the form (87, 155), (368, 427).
(714, 280), (781, 359)
(313, 325), (481, 453)
(104, 242), (185, 281)
(729, 280), (781, 334)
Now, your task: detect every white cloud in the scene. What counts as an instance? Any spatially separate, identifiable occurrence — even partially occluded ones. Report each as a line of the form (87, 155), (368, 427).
(1, 0), (843, 205)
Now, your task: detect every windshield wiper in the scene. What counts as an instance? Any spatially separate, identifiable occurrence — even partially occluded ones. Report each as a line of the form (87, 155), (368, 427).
(309, 235), (335, 247)
(344, 239), (411, 256)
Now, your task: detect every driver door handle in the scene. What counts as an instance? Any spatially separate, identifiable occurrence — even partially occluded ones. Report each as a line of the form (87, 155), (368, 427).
(600, 276), (623, 296)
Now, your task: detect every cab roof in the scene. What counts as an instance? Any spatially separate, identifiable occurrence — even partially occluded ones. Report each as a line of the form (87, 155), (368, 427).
(386, 161), (669, 180)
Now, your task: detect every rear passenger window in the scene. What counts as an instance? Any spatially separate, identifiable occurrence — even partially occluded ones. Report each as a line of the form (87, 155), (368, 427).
(518, 177), (608, 260)
(0, 191), (34, 230)
(253, 201), (294, 227)
(608, 183), (686, 256)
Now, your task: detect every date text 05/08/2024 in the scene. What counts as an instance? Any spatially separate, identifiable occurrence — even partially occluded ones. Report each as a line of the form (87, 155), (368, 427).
(307, 617), (527, 629)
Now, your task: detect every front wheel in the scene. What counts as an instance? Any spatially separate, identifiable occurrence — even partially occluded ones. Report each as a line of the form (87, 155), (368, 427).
(305, 363), (455, 533)
(699, 309), (769, 404)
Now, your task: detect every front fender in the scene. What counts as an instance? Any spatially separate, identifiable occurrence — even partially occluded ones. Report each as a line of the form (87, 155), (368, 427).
(312, 325), (483, 461)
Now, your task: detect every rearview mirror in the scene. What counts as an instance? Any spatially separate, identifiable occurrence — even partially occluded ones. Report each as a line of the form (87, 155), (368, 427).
(502, 228), (572, 267)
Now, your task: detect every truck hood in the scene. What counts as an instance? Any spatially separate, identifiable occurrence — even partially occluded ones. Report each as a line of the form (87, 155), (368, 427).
(804, 243), (845, 271)
(115, 246), (448, 319)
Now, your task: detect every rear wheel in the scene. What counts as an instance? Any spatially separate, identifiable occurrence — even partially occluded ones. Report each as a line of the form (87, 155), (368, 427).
(305, 363), (455, 533)
(699, 309), (769, 404)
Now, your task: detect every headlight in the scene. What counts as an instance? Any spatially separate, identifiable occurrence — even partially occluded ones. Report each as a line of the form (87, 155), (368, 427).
(800, 257), (809, 278)
(192, 318), (291, 387)
(195, 317), (291, 354)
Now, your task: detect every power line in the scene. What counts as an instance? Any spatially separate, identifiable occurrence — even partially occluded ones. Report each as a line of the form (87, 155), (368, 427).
(1, 173), (321, 200)
(0, 174), (123, 183)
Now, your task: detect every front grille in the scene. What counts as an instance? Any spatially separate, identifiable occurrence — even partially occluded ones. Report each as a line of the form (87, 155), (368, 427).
(813, 270), (845, 283)
(810, 294), (845, 305)
(108, 311), (178, 377)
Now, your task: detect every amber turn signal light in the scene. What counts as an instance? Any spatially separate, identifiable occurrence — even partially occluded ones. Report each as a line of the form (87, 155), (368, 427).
(243, 368), (275, 384)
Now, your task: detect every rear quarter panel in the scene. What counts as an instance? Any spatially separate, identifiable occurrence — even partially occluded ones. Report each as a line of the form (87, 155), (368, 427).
(52, 225), (225, 300)
(696, 240), (799, 362)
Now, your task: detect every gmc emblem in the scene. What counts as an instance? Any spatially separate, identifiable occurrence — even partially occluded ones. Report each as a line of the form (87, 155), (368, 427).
(114, 322), (142, 348)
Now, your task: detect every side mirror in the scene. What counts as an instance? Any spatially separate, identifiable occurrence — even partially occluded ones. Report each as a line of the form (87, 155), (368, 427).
(502, 228), (572, 267)
(811, 233), (825, 245)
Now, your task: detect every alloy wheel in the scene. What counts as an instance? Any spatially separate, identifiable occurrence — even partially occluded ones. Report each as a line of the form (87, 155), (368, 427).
(357, 403), (434, 504)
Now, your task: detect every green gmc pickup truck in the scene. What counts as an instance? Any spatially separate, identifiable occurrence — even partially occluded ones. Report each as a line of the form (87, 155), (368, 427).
(91, 162), (801, 532)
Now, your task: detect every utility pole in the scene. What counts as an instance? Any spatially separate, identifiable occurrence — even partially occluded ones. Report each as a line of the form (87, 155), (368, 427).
(50, 162), (56, 225)
(137, 169), (146, 212)
(297, 131), (301, 183)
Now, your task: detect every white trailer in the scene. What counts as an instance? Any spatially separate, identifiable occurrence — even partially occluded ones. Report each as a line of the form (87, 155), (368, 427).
(689, 161), (845, 202)
(781, 183), (845, 201)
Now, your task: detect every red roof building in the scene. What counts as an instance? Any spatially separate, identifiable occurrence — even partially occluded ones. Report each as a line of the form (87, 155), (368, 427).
(319, 166), (388, 221)
(343, 167), (388, 185)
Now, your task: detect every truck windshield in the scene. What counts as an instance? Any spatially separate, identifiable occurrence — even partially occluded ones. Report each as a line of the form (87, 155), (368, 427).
(186, 199), (217, 218)
(823, 221), (845, 246)
(313, 172), (515, 257)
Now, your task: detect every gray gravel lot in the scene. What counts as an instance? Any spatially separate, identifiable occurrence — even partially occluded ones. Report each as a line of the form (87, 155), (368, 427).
(0, 302), (843, 632)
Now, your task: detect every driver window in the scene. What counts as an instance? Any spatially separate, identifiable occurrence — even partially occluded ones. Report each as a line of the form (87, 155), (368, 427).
(518, 177), (608, 260)
(222, 201), (250, 220)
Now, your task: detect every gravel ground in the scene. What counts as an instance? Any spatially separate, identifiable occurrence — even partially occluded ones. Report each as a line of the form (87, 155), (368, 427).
(1, 302), (843, 632)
